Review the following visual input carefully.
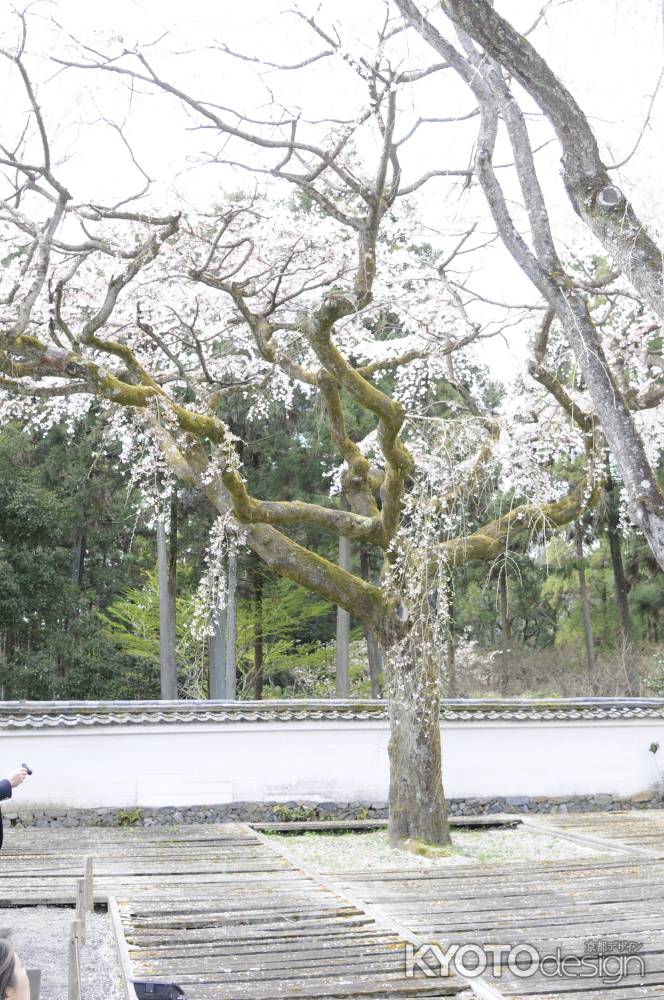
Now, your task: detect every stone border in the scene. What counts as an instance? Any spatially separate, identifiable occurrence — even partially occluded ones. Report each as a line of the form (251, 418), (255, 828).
(2, 696), (664, 729)
(4, 790), (664, 829)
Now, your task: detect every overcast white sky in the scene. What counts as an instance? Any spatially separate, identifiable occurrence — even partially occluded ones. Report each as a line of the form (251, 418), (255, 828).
(1, 0), (663, 376)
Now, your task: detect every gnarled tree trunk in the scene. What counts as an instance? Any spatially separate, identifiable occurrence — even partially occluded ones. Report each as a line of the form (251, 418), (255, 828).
(381, 620), (450, 847)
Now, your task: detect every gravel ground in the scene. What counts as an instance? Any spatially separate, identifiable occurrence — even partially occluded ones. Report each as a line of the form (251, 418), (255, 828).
(0, 907), (124, 1000)
(271, 827), (612, 871)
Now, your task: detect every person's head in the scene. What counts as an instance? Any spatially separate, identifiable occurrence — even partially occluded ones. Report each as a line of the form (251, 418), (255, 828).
(0, 941), (30, 1000)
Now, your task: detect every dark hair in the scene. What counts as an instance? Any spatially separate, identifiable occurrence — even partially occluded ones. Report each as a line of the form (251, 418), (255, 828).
(0, 940), (16, 997)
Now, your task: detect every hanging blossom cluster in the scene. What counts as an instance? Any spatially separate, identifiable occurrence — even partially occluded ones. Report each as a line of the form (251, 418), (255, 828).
(103, 407), (179, 527)
(382, 407), (490, 687)
(496, 383), (588, 502)
(379, 487), (455, 731)
(189, 512), (237, 644)
(0, 390), (98, 438)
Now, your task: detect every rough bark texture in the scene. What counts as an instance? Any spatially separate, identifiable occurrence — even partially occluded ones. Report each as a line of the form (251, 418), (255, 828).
(382, 623), (450, 846)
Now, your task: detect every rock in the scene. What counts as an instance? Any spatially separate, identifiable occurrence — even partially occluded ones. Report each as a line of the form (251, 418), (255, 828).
(630, 790), (654, 803)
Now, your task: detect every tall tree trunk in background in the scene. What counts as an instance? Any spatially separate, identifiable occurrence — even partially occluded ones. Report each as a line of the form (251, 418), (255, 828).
(0, 633), (5, 699)
(576, 525), (598, 695)
(226, 546), (238, 700)
(360, 547), (383, 698)
(444, 574), (457, 697)
(606, 473), (639, 695)
(156, 496), (178, 700)
(71, 522), (86, 587)
(208, 529), (238, 700)
(208, 600), (228, 699)
(252, 565), (264, 700)
(499, 566), (511, 693)
(336, 507), (351, 697)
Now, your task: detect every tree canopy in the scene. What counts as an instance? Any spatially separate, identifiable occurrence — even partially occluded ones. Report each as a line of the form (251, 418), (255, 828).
(0, 0), (662, 844)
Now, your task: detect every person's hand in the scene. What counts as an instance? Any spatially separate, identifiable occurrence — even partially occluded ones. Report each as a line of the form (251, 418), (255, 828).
(7, 767), (28, 788)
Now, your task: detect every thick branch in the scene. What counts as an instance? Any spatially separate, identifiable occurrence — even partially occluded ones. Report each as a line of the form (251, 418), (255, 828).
(440, 0), (664, 323)
(221, 469), (386, 545)
(442, 473), (601, 566)
(147, 418), (392, 631)
(307, 293), (413, 543)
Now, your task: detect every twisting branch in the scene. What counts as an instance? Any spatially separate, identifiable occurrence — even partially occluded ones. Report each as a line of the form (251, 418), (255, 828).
(440, 472), (602, 566)
(396, 0), (664, 570)
(439, 0), (664, 324)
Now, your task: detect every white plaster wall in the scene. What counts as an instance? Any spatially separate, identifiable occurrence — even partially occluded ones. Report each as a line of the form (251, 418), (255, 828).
(0, 717), (662, 809)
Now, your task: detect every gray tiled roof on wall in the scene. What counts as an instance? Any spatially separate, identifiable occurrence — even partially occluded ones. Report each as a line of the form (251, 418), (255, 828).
(0, 698), (663, 729)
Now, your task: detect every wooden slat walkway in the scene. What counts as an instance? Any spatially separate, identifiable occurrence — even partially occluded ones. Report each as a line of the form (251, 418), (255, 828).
(326, 815), (664, 1000)
(0, 824), (467, 999)
(526, 809), (664, 857)
(3, 811), (664, 998)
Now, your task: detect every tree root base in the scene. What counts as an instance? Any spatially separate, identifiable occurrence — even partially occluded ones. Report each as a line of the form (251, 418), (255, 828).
(395, 836), (456, 857)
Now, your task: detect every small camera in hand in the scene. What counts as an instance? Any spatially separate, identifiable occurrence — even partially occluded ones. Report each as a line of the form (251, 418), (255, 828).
(133, 982), (186, 999)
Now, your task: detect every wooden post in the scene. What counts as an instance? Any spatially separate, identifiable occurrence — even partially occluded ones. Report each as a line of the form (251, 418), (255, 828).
(68, 920), (83, 1000)
(83, 856), (94, 912)
(75, 879), (86, 944)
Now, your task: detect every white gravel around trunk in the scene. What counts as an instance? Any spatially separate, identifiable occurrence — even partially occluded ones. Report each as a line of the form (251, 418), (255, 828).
(271, 826), (612, 871)
(0, 906), (124, 1000)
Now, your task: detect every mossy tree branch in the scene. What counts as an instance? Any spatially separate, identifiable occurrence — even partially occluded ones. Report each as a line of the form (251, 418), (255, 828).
(145, 416), (393, 633)
(440, 472), (602, 566)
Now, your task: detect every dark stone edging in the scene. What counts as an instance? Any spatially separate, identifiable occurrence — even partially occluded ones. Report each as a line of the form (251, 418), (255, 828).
(5, 790), (664, 828)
